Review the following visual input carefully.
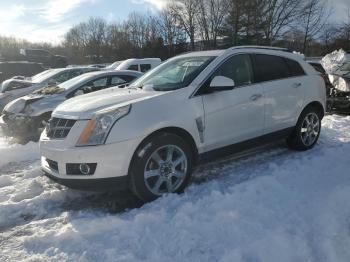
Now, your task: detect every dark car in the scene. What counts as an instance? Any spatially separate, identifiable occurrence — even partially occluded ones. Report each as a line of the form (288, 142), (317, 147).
(20, 49), (67, 68)
(308, 60), (350, 113)
(0, 62), (45, 83)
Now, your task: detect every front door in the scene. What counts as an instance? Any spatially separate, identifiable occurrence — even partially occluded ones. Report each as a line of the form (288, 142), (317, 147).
(201, 54), (265, 151)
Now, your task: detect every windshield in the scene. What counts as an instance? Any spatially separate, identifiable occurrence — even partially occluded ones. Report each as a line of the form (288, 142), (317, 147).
(106, 61), (123, 69)
(30, 69), (60, 83)
(130, 56), (215, 91)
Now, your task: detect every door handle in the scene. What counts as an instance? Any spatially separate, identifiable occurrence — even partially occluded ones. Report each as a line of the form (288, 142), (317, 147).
(250, 94), (262, 101)
(293, 83), (302, 88)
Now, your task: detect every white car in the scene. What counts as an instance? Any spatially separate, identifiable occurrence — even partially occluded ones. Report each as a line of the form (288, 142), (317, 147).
(1, 70), (142, 142)
(0, 67), (98, 111)
(40, 46), (326, 202)
(114, 58), (161, 72)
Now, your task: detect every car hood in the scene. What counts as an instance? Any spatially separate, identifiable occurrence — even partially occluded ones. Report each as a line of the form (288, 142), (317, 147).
(53, 87), (163, 119)
(1, 79), (33, 92)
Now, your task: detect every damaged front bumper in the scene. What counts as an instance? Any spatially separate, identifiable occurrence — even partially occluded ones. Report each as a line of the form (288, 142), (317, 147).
(0, 113), (45, 140)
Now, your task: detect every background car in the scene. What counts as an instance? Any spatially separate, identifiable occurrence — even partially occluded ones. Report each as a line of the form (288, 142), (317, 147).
(307, 58), (350, 113)
(115, 58), (161, 73)
(0, 61), (45, 83)
(19, 49), (68, 68)
(0, 67), (99, 111)
(104, 60), (124, 70)
(0, 70), (143, 142)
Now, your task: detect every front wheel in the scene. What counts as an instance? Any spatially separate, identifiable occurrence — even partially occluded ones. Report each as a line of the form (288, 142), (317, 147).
(129, 133), (193, 202)
(287, 107), (322, 151)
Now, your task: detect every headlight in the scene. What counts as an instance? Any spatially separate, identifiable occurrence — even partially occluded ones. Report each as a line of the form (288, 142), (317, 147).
(76, 105), (131, 146)
(3, 99), (26, 114)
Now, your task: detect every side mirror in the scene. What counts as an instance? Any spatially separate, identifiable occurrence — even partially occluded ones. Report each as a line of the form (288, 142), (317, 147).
(210, 76), (235, 92)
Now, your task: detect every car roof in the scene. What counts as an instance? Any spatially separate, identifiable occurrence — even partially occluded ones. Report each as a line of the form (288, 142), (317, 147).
(80, 70), (143, 78)
(123, 58), (161, 62)
(179, 50), (226, 58)
(177, 46), (295, 59)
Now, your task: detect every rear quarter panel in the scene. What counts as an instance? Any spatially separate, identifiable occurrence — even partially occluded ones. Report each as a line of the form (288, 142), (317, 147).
(300, 62), (327, 117)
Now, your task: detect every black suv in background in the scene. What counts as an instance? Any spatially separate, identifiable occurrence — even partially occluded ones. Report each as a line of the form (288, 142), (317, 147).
(0, 62), (45, 83)
(20, 49), (67, 68)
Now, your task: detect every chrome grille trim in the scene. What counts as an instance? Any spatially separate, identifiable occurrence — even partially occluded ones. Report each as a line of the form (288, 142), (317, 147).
(46, 117), (76, 139)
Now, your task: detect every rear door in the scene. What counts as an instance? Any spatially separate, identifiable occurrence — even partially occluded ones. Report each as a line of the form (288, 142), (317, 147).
(252, 54), (305, 134)
(201, 54), (265, 151)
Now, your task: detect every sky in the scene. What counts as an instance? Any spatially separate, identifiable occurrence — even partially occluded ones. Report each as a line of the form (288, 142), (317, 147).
(0, 0), (349, 44)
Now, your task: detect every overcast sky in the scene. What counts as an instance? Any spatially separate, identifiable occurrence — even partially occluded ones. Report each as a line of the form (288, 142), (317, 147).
(0, 0), (349, 44)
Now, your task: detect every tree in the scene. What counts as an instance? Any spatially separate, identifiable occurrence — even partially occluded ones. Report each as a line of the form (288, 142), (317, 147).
(299, 0), (331, 54)
(158, 5), (186, 56)
(262, 0), (303, 44)
(64, 17), (107, 63)
(170, 0), (199, 50)
(197, 0), (229, 48)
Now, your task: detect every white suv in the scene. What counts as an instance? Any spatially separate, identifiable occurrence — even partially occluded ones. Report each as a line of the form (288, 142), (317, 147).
(40, 46), (326, 202)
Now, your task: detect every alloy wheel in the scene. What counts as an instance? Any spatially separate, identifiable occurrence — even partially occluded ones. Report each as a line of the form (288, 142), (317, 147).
(300, 112), (320, 146)
(144, 145), (188, 196)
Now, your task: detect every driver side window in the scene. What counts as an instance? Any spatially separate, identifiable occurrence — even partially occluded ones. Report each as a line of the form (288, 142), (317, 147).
(51, 71), (72, 84)
(79, 77), (108, 94)
(212, 54), (253, 87)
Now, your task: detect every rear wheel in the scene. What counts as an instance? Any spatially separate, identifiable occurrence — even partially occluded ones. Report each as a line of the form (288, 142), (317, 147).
(129, 133), (193, 202)
(287, 107), (322, 151)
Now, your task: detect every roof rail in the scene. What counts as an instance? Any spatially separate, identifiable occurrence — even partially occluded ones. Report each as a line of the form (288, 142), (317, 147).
(230, 45), (292, 52)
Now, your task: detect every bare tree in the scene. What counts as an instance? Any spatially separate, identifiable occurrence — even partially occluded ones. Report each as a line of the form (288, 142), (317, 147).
(262, 0), (303, 44)
(158, 5), (186, 56)
(170, 0), (199, 50)
(197, 0), (229, 48)
(299, 0), (331, 53)
(64, 17), (107, 63)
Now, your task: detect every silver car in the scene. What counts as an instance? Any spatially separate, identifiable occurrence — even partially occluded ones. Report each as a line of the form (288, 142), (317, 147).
(0, 67), (98, 111)
(0, 70), (143, 142)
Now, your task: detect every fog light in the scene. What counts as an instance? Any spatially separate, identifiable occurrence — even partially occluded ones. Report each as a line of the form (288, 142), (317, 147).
(66, 163), (97, 175)
(79, 163), (91, 175)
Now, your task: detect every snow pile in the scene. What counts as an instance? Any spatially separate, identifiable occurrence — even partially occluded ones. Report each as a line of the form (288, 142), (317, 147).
(0, 137), (40, 168)
(1, 115), (350, 261)
(321, 49), (350, 74)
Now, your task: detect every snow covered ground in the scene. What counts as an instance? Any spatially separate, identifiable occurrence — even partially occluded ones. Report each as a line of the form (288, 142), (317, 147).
(1, 115), (350, 262)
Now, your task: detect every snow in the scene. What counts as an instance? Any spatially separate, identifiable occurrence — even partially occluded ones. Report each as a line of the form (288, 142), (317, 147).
(0, 136), (40, 169)
(1, 115), (350, 261)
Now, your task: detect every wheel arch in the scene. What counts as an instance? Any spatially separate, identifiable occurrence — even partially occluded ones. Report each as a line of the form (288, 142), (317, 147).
(129, 126), (199, 174)
(302, 101), (325, 119)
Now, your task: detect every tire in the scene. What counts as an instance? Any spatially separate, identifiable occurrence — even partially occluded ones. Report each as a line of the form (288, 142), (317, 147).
(287, 106), (322, 151)
(129, 133), (194, 202)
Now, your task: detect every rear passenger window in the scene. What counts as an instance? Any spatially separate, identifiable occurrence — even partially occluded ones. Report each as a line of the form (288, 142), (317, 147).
(285, 58), (305, 77)
(127, 65), (139, 71)
(140, 64), (151, 73)
(253, 54), (290, 82)
(212, 54), (253, 87)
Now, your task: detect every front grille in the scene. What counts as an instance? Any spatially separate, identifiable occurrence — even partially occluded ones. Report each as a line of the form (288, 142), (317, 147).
(46, 118), (76, 139)
(46, 159), (58, 172)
